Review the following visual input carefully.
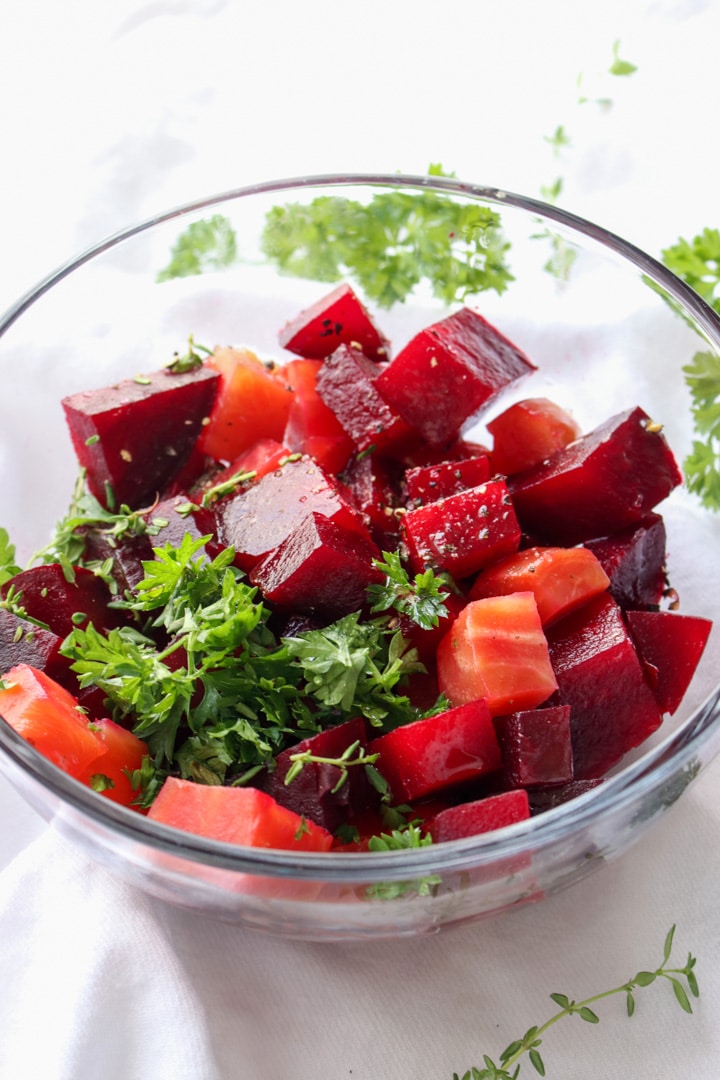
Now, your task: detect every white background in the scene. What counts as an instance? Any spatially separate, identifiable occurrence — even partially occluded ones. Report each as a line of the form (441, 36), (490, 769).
(1, 2), (720, 1078)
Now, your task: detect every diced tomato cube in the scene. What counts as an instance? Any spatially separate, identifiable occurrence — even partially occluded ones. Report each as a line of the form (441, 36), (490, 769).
(375, 307), (536, 445)
(625, 610), (712, 715)
(427, 789), (530, 842)
(198, 347), (293, 463)
(469, 546), (610, 627)
(402, 478), (521, 579)
(368, 699), (502, 803)
(148, 777), (333, 852)
(278, 283), (390, 362)
(436, 593), (558, 716)
(487, 397), (581, 476)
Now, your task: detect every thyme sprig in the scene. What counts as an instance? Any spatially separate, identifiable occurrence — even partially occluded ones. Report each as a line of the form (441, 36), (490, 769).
(454, 925), (698, 1079)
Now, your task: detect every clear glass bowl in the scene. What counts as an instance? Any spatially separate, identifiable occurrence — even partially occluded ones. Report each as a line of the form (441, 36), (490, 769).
(1, 174), (719, 940)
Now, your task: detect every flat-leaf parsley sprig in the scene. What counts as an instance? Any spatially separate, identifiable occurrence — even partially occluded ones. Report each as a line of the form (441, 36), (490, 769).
(368, 550), (451, 631)
(453, 925), (698, 1079)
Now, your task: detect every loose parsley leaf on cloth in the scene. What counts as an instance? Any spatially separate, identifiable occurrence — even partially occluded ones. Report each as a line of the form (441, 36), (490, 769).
(156, 214), (237, 282)
(260, 170), (513, 308)
(453, 925), (698, 1080)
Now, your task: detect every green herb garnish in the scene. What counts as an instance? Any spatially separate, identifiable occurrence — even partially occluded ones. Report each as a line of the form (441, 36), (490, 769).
(454, 925), (698, 1079)
(368, 550), (451, 630)
(260, 165), (513, 308)
(156, 214), (238, 282)
(0, 528), (21, 587)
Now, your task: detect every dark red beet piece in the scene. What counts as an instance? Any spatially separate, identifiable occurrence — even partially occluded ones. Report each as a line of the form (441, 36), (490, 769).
(402, 478), (521, 578)
(375, 307), (536, 445)
(368, 699), (502, 803)
(585, 513), (667, 609)
(214, 456), (371, 573)
(261, 716), (376, 832)
(315, 345), (413, 454)
(82, 529), (155, 594)
(405, 455), (491, 504)
(509, 407), (682, 546)
(427, 789), (530, 842)
(494, 705), (573, 788)
(527, 779), (603, 814)
(625, 609), (712, 714)
(249, 512), (383, 617)
(340, 455), (404, 550)
(547, 593), (663, 779)
(1, 564), (123, 639)
(278, 283), (390, 361)
(0, 608), (70, 685)
(62, 365), (221, 510)
(145, 495), (214, 555)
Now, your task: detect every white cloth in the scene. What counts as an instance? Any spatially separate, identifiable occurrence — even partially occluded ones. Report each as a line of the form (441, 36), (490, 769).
(1, 2), (720, 1077)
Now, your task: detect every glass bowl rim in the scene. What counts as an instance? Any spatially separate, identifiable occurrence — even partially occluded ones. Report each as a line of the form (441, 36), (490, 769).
(1, 171), (719, 883)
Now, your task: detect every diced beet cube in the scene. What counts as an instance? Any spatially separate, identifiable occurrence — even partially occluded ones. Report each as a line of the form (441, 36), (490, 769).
(509, 407), (683, 545)
(281, 358), (355, 475)
(625, 609), (712, 715)
(146, 495), (213, 556)
(82, 529), (155, 594)
(261, 716), (375, 832)
(375, 308), (536, 445)
(278, 283), (390, 361)
(527, 778), (603, 814)
(315, 345), (413, 454)
(197, 439), (291, 497)
(1, 564), (123, 639)
(249, 512), (383, 616)
(405, 455), (491, 504)
(402, 478), (521, 578)
(214, 456), (371, 573)
(340, 455), (404, 549)
(547, 593), (663, 779)
(62, 366), (221, 510)
(398, 437), (491, 470)
(585, 513), (667, 609)
(0, 608), (70, 685)
(368, 699), (502, 804)
(494, 705), (573, 787)
(487, 397), (581, 476)
(427, 789), (530, 842)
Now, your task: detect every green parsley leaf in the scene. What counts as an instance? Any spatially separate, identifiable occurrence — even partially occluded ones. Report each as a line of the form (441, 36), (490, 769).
(0, 528), (21, 587)
(609, 39), (638, 77)
(260, 168), (513, 308)
(366, 823), (440, 899)
(661, 229), (720, 312)
(156, 214), (238, 282)
(367, 550), (451, 630)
